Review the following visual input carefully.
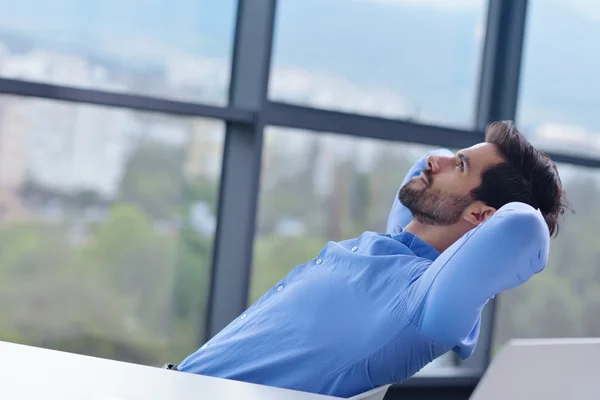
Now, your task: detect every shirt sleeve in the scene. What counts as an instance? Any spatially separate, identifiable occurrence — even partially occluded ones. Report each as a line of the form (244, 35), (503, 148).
(386, 148), (455, 235)
(415, 202), (550, 359)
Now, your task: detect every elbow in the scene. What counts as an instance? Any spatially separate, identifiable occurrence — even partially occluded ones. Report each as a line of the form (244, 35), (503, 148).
(493, 202), (550, 275)
(495, 202), (549, 240)
(420, 313), (473, 349)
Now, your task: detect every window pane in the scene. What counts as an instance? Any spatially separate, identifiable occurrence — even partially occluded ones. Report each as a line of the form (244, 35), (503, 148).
(517, 0), (600, 158)
(269, 0), (487, 128)
(0, 95), (223, 366)
(251, 127), (455, 371)
(0, 0), (236, 105)
(493, 164), (600, 350)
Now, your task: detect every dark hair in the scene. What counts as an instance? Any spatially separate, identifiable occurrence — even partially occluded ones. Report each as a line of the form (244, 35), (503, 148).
(470, 120), (571, 237)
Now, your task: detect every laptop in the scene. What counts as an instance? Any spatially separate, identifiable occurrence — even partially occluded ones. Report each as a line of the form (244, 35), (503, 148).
(471, 338), (600, 400)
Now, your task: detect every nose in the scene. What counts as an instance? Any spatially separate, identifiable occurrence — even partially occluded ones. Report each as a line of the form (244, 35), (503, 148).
(426, 155), (452, 174)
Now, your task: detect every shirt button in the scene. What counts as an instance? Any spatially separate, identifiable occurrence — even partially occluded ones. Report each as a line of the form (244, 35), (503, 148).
(316, 259), (323, 265)
(201, 344), (208, 350)
(277, 285), (284, 292)
(351, 246), (358, 252)
(241, 314), (247, 320)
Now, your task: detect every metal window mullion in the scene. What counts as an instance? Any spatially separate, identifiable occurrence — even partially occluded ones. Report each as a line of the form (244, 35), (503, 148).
(261, 101), (600, 169)
(460, 0), (529, 373)
(205, 0), (277, 340)
(475, 0), (528, 128)
(0, 78), (253, 123)
(262, 101), (483, 149)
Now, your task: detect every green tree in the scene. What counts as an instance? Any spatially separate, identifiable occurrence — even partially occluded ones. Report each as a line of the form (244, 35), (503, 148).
(0, 221), (76, 342)
(495, 271), (585, 345)
(82, 204), (178, 337)
(0, 221), (132, 360)
(169, 175), (219, 360)
(119, 141), (185, 219)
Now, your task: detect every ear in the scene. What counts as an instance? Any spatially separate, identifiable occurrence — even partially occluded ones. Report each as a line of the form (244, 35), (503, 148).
(463, 201), (496, 227)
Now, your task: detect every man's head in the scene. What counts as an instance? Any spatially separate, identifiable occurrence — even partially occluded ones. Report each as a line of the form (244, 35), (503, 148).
(399, 120), (569, 237)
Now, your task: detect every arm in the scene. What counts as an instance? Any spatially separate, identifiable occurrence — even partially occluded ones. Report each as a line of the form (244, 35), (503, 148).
(386, 148), (455, 234)
(416, 202), (550, 358)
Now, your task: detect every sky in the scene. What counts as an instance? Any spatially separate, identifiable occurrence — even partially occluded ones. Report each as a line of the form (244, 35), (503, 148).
(0, 0), (598, 153)
(0, 0), (235, 58)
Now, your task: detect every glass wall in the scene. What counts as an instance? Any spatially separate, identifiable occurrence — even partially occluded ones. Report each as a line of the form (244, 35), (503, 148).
(516, 0), (600, 158)
(270, 0), (487, 128)
(1, 0), (599, 381)
(0, 0), (237, 104)
(494, 0), (600, 351)
(0, 95), (224, 365)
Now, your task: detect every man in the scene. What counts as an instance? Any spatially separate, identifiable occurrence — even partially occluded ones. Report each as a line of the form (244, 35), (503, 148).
(174, 121), (569, 397)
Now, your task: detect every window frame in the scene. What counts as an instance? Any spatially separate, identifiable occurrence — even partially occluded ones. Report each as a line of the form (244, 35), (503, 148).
(0, 0), (598, 384)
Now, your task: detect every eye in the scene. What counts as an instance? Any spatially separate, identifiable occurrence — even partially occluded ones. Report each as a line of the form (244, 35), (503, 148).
(457, 159), (465, 171)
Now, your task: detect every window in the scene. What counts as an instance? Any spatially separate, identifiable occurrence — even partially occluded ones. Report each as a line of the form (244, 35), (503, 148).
(493, 164), (600, 351)
(269, 0), (488, 128)
(251, 126), (456, 370)
(0, 95), (224, 365)
(0, 0), (237, 105)
(516, 0), (600, 158)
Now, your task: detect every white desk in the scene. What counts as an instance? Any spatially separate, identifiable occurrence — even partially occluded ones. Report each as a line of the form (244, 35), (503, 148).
(0, 341), (339, 400)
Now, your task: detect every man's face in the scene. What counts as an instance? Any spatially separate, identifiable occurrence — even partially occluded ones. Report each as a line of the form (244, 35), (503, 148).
(399, 143), (505, 225)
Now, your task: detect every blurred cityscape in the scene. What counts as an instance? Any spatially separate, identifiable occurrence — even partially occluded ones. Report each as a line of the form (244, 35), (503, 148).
(1, 25), (597, 216)
(0, 0), (599, 371)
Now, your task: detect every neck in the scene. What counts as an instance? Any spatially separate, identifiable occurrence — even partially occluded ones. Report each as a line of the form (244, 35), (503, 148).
(403, 220), (465, 253)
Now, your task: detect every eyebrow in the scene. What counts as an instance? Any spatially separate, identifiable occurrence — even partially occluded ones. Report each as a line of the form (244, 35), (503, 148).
(458, 152), (471, 172)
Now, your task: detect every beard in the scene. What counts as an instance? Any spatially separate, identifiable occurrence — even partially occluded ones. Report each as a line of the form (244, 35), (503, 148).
(399, 172), (473, 226)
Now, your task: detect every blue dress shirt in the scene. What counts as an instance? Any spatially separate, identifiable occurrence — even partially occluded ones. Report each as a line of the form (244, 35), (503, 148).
(178, 149), (550, 398)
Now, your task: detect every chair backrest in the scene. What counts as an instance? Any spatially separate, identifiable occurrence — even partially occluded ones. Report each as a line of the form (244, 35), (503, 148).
(347, 384), (391, 400)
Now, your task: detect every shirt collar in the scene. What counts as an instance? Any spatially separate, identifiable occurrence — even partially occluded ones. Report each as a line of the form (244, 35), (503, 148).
(391, 227), (440, 261)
